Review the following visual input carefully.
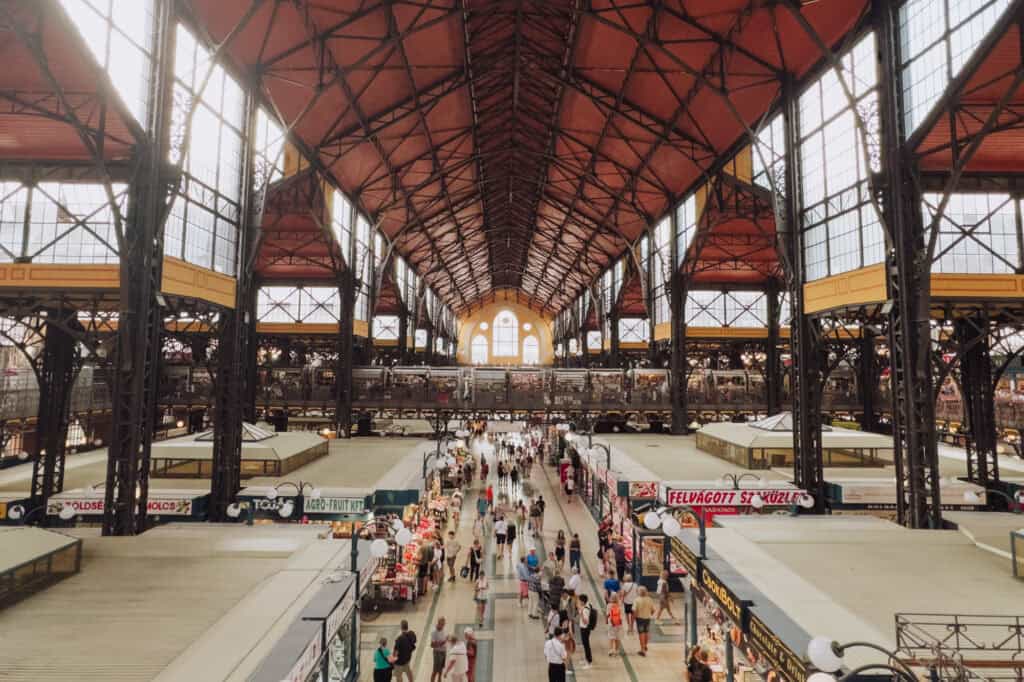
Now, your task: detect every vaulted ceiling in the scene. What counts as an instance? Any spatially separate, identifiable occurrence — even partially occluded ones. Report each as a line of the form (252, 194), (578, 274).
(188, 0), (866, 313)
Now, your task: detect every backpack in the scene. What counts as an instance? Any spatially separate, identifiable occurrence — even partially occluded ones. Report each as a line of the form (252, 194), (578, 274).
(609, 603), (622, 627)
(586, 605), (598, 630)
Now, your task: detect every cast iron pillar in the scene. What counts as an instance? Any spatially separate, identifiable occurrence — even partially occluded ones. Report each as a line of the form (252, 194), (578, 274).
(609, 310), (621, 368)
(335, 270), (355, 437)
(778, 75), (825, 510)
(876, 0), (942, 528)
(670, 270), (688, 434)
(397, 304), (409, 364)
(957, 317), (999, 490)
(766, 283), (782, 416)
(30, 313), (81, 518)
(858, 329), (879, 432)
(103, 0), (174, 535)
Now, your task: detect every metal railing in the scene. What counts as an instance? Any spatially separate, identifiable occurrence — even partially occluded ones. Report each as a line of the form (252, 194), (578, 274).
(895, 613), (1024, 681)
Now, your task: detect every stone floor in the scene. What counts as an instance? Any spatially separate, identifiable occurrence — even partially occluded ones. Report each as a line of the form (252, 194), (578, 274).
(357, 436), (687, 682)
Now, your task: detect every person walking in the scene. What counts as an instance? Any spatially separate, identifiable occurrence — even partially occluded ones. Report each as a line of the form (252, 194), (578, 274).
(655, 569), (677, 622)
(687, 648), (713, 682)
(485, 484), (494, 509)
(476, 494), (488, 522)
(516, 556), (531, 607)
(565, 475), (574, 503)
(474, 570), (489, 627)
(544, 628), (569, 682)
(392, 620), (417, 682)
(464, 628), (478, 682)
(565, 566), (581, 599)
(443, 634), (469, 682)
(510, 462), (520, 491)
(506, 516), (517, 556)
(529, 500), (541, 537)
(536, 495), (547, 533)
(568, 533), (582, 573)
(606, 593), (624, 657)
(633, 586), (656, 657)
(445, 531), (461, 583)
(527, 565), (543, 618)
(620, 573), (638, 635)
(578, 594), (596, 669)
(468, 539), (483, 581)
(373, 636), (396, 682)
(494, 515), (508, 558)
(611, 536), (627, 581)
(602, 571), (621, 603)
(429, 618), (448, 682)
(554, 530), (566, 569)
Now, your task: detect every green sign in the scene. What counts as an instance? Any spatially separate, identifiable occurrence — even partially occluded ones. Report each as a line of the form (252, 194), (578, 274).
(304, 497), (365, 515)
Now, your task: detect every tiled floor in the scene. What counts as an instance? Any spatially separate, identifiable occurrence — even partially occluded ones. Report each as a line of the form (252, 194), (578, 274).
(359, 437), (687, 682)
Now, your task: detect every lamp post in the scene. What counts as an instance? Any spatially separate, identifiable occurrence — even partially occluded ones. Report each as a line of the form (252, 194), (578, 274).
(349, 515), (414, 679)
(806, 637), (918, 682)
(720, 473), (762, 490)
(643, 504), (706, 649)
(963, 488), (1023, 512)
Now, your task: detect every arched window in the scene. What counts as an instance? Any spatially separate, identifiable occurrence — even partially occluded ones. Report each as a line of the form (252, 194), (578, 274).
(522, 335), (539, 365)
(471, 335), (488, 364)
(492, 310), (518, 357)
(568, 338), (579, 354)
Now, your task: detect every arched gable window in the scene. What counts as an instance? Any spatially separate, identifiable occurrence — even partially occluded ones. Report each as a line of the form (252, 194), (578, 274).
(471, 335), (488, 364)
(492, 310), (519, 357)
(522, 335), (539, 365)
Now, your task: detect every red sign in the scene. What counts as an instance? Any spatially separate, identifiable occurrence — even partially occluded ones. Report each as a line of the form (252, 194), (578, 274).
(665, 488), (806, 507)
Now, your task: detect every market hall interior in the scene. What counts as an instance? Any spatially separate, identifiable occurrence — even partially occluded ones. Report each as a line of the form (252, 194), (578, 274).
(1, 0), (1024, 681)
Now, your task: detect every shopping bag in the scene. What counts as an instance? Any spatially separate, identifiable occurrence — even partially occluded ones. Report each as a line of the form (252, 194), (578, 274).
(460, 565), (470, 579)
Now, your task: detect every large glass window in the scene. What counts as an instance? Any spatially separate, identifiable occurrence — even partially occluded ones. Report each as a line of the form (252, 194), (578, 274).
(752, 113), (786, 193)
(798, 32), (884, 281)
(492, 311), (519, 357)
(522, 336), (539, 365)
(619, 318), (649, 343)
(166, 25), (246, 275)
(924, 192), (1019, 273)
(373, 315), (399, 341)
(253, 108), (285, 186)
(257, 286), (340, 323)
(471, 335), (488, 364)
(675, 196), (697, 268)
(0, 182), (126, 264)
(587, 330), (603, 351)
(686, 291), (767, 328)
(60, 0), (155, 126)
(899, 0), (1011, 134)
(331, 190), (352, 264)
(651, 218), (672, 325)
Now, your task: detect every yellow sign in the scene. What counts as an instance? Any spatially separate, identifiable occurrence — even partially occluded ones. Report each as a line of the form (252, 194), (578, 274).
(748, 613), (808, 682)
(700, 566), (745, 626)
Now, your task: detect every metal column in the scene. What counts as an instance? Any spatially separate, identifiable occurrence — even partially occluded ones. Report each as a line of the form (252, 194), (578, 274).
(766, 283), (782, 416)
(102, 0), (174, 535)
(778, 75), (825, 510)
(30, 313), (81, 518)
(876, 0), (942, 528)
(609, 309), (620, 368)
(335, 270), (355, 437)
(858, 328), (879, 433)
(670, 270), (688, 434)
(957, 317), (999, 491)
(210, 308), (244, 521)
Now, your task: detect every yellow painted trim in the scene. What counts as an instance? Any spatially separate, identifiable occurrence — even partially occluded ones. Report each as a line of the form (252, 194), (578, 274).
(374, 338), (399, 347)
(619, 341), (648, 350)
(654, 322), (671, 342)
(354, 320), (369, 338)
(686, 326), (769, 339)
(930, 273), (1024, 299)
(0, 263), (119, 289)
(161, 257), (237, 309)
(803, 263), (887, 314)
(257, 322), (337, 335)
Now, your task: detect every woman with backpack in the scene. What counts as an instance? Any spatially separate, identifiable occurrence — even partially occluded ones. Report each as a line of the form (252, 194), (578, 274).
(606, 593), (624, 656)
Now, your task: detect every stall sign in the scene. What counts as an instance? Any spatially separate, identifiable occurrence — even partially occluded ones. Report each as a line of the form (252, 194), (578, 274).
(0, 502), (6, 520)
(282, 635), (322, 682)
(325, 592), (356, 643)
(47, 497), (194, 516)
(747, 612), (808, 682)
(665, 489), (807, 507)
(670, 537), (699, 578)
(248, 497), (295, 513)
(304, 497), (365, 515)
(700, 565), (749, 630)
(628, 481), (658, 499)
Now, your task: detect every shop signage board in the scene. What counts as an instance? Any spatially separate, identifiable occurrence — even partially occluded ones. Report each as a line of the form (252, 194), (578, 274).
(747, 612), (808, 682)
(665, 488), (807, 507)
(628, 481), (658, 499)
(303, 497), (365, 515)
(699, 564), (750, 630)
(47, 497), (194, 516)
(282, 635), (322, 682)
(669, 536), (699, 578)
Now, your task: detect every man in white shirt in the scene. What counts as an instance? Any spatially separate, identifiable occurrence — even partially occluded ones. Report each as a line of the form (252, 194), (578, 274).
(544, 629), (568, 682)
(494, 516), (508, 558)
(444, 634), (469, 682)
(566, 566), (581, 596)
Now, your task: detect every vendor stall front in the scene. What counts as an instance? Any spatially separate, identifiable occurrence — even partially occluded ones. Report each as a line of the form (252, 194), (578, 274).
(660, 482), (809, 526)
(46, 487), (209, 525)
(696, 413), (893, 470)
(149, 423), (328, 479)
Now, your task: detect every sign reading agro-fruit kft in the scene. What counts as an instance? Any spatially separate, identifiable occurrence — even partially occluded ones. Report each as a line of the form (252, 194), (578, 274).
(303, 497), (366, 515)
